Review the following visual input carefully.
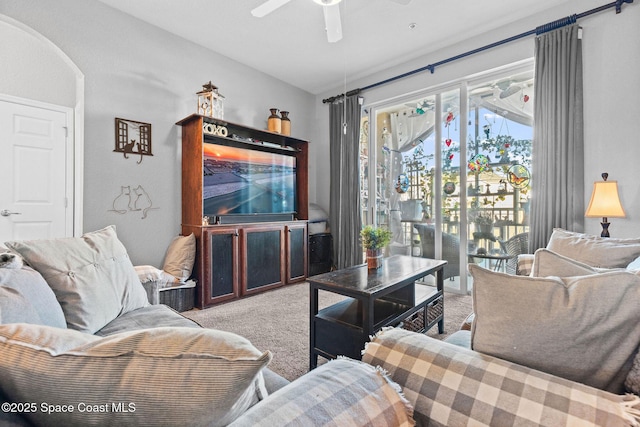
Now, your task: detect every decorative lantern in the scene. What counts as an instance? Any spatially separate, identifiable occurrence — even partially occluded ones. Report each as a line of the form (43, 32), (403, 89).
(196, 81), (225, 119)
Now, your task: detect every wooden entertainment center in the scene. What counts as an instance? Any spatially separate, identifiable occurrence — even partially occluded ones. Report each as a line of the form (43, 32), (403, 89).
(177, 114), (309, 308)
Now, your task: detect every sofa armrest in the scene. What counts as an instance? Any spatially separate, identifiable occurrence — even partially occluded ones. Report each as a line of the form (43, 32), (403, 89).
(363, 328), (635, 427)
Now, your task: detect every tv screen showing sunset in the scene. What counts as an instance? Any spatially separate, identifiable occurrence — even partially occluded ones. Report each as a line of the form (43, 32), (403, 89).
(203, 143), (296, 216)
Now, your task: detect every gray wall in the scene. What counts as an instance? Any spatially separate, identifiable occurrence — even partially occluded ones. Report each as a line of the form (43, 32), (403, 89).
(3, 0), (639, 268)
(314, 0), (640, 238)
(0, 0), (316, 266)
(0, 19), (76, 107)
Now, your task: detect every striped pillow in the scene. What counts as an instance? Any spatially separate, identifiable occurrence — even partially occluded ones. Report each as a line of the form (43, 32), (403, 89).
(231, 357), (415, 427)
(0, 324), (272, 427)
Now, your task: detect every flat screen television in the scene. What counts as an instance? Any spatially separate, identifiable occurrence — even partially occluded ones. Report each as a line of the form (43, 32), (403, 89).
(202, 142), (296, 218)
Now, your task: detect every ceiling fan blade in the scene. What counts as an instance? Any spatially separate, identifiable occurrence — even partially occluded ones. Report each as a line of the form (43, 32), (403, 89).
(323, 4), (342, 43)
(251, 0), (293, 17)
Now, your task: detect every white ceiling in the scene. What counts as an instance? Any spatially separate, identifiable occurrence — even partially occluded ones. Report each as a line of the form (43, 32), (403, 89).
(96, 0), (574, 95)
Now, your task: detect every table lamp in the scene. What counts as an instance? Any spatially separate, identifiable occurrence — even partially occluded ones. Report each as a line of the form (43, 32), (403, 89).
(585, 173), (625, 237)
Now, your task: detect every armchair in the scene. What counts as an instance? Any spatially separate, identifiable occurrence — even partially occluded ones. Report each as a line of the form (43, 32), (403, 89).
(413, 224), (461, 280)
(498, 232), (529, 274)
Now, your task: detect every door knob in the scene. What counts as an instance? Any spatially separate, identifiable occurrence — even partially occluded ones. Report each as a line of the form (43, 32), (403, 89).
(0, 210), (21, 217)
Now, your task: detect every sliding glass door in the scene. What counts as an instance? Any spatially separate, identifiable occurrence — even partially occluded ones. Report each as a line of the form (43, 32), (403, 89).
(361, 63), (533, 294)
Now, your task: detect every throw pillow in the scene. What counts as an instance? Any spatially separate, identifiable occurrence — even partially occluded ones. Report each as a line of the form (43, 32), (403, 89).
(0, 265), (66, 328)
(531, 248), (616, 277)
(162, 233), (196, 282)
(469, 264), (640, 393)
(0, 287), (43, 325)
(546, 228), (640, 268)
(0, 323), (272, 427)
(230, 357), (414, 427)
(5, 226), (149, 333)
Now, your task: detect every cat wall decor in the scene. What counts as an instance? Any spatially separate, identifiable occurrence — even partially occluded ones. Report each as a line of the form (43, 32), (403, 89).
(109, 184), (158, 219)
(114, 118), (153, 164)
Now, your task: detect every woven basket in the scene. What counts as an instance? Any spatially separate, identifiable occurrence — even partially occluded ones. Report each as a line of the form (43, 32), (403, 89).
(401, 296), (443, 333)
(159, 286), (195, 312)
(427, 296), (443, 325)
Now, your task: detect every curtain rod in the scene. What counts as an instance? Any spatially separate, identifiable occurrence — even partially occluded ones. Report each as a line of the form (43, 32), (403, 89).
(322, 0), (633, 104)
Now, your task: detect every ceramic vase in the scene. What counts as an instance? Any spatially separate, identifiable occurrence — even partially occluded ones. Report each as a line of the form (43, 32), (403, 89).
(267, 108), (281, 134)
(280, 111), (291, 136)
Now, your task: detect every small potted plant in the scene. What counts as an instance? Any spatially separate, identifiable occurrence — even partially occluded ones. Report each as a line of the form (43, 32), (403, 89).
(473, 211), (495, 234)
(360, 225), (392, 270)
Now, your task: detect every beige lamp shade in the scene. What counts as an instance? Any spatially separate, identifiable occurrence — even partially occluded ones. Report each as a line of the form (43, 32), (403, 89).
(585, 180), (626, 218)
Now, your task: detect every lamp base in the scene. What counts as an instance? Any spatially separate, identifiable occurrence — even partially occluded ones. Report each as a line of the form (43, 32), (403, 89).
(600, 219), (610, 238)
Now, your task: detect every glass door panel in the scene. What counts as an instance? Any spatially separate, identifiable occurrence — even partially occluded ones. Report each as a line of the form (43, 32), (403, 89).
(361, 63), (534, 294)
(466, 69), (533, 277)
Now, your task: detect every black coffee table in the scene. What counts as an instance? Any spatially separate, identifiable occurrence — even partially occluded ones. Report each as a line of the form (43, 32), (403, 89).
(309, 255), (447, 369)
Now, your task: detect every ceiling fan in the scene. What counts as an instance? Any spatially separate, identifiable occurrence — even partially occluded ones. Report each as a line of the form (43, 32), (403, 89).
(251, 0), (412, 43)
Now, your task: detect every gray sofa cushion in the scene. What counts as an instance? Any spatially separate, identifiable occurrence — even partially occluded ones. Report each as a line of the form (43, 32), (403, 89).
(95, 304), (201, 336)
(0, 266), (66, 328)
(5, 226), (149, 334)
(546, 228), (640, 268)
(470, 264), (640, 394)
(95, 305), (290, 394)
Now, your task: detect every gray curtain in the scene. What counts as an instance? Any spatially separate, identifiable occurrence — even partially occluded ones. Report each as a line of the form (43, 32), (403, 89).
(329, 95), (363, 269)
(530, 24), (584, 251)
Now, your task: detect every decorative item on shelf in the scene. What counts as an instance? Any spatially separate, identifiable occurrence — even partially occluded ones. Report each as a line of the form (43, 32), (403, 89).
(585, 172), (626, 237)
(267, 108), (281, 133)
(280, 111), (291, 136)
(498, 179), (508, 194)
(196, 81), (225, 119)
(395, 174), (409, 194)
(361, 225), (391, 270)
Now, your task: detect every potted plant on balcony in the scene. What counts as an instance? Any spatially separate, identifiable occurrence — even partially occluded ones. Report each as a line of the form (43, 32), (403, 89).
(361, 225), (392, 270)
(474, 211), (495, 234)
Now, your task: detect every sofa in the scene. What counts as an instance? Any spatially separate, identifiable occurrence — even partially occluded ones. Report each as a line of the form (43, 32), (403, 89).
(1, 226), (639, 426)
(0, 226), (416, 427)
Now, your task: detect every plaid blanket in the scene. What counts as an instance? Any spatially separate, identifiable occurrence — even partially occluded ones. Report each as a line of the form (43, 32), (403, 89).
(363, 328), (637, 427)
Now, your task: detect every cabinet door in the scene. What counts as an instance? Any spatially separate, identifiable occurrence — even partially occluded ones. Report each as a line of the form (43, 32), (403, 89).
(241, 225), (285, 295)
(203, 227), (239, 305)
(286, 223), (307, 283)
(309, 233), (333, 276)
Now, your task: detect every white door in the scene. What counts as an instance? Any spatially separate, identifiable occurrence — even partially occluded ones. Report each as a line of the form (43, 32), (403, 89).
(0, 98), (71, 242)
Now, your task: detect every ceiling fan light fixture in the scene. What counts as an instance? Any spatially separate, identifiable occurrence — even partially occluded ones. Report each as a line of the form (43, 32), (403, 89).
(312, 0), (342, 6)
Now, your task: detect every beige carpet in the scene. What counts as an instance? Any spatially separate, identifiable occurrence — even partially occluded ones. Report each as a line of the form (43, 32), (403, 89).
(182, 282), (473, 381)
